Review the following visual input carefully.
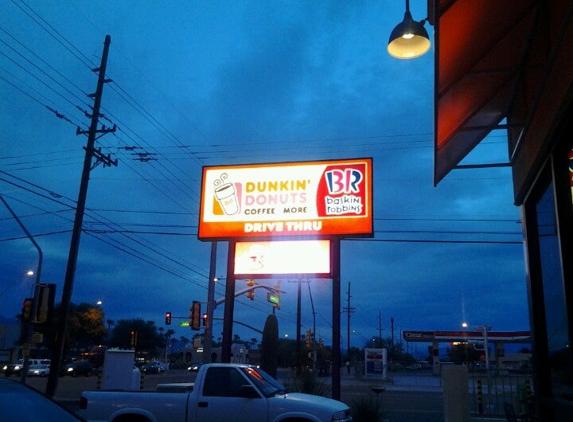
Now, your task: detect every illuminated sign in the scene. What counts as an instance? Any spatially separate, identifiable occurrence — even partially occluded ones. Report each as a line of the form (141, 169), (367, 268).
(267, 292), (280, 304)
(198, 158), (373, 239)
(234, 240), (331, 277)
(364, 348), (387, 379)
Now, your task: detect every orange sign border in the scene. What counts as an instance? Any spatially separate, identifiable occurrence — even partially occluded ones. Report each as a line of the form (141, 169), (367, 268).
(198, 158), (373, 240)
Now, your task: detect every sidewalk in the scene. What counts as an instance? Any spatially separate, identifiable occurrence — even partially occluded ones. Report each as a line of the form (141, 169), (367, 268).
(339, 370), (444, 392)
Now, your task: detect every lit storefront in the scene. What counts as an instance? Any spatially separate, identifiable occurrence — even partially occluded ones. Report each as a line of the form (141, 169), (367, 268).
(431, 1), (572, 420)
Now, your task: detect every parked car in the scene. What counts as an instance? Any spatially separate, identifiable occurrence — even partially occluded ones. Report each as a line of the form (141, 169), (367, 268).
(187, 362), (203, 372)
(60, 361), (94, 377)
(2, 361), (23, 377)
(28, 364), (50, 377)
(29, 359), (51, 366)
(0, 377), (84, 421)
(141, 361), (166, 374)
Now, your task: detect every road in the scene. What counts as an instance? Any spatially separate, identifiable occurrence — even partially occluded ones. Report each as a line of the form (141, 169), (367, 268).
(19, 369), (446, 422)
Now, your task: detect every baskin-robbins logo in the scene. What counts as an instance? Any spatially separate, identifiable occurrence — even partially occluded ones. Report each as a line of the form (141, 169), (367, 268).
(316, 163), (367, 217)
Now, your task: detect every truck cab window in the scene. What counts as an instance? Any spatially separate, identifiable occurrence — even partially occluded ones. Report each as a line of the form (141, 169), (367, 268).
(202, 367), (246, 397)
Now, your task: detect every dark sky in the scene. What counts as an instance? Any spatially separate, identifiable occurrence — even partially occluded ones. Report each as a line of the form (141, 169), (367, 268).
(0, 0), (528, 354)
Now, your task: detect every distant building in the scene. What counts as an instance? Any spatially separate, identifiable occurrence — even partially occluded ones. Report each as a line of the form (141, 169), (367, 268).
(0, 318), (21, 362)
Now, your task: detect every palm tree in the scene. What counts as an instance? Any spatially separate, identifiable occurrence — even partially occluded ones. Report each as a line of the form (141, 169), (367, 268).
(180, 336), (190, 348)
(250, 337), (258, 350)
(106, 319), (115, 344)
(164, 329), (175, 360)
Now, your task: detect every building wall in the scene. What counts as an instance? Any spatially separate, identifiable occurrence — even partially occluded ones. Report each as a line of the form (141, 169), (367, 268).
(504, 2), (573, 420)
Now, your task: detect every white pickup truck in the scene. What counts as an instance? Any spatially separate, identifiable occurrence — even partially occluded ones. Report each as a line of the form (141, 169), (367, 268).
(79, 363), (352, 422)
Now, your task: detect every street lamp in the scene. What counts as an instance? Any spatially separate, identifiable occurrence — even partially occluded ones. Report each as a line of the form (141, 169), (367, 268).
(203, 276), (217, 364)
(387, 0), (431, 59)
(1, 196), (43, 385)
(462, 322), (469, 364)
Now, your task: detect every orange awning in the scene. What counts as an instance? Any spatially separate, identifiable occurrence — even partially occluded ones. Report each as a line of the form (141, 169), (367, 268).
(433, 0), (538, 185)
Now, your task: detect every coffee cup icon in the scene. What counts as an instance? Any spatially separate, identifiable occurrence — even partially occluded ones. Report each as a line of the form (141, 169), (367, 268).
(215, 183), (239, 215)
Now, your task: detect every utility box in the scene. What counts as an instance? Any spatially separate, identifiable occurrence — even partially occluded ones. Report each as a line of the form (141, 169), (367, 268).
(442, 364), (469, 422)
(101, 349), (137, 390)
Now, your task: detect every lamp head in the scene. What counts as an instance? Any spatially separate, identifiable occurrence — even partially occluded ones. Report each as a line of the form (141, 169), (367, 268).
(387, 10), (430, 59)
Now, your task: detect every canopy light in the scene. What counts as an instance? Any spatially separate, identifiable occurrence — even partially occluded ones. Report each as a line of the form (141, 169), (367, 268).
(388, 0), (430, 59)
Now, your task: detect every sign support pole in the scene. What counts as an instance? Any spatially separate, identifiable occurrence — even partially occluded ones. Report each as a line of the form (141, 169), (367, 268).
(331, 238), (341, 400)
(221, 240), (236, 362)
(203, 241), (217, 363)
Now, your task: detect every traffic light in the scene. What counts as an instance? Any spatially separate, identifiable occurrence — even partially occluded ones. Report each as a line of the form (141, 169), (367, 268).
(272, 282), (281, 309)
(246, 279), (255, 300)
(130, 330), (138, 347)
(21, 298), (33, 323)
(319, 338), (323, 349)
(165, 312), (172, 325)
(35, 284), (55, 324)
(202, 313), (207, 327)
(190, 301), (201, 330)
(305, 329), (311, 348)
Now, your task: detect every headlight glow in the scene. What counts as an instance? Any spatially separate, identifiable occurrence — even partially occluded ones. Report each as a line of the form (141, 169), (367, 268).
(331, 409), (352, 422)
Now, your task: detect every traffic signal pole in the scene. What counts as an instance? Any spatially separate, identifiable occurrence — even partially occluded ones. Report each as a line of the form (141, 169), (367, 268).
(0, 195), (43, 384)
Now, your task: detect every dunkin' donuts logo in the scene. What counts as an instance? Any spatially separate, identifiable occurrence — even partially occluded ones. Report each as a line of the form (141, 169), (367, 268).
(212, 173), (241, 215)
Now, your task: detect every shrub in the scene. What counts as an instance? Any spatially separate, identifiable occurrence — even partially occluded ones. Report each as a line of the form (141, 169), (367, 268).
(349, 396), (386, 422)
(287, 367), (331, 397)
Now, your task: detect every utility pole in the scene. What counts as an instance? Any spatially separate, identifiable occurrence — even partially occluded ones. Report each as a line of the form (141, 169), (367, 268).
(390, 317), (395, 359)
(343, 282), (354, 373)
(289, 279), (309, 356)
(307, 281), (316, 369)
(46, 35), (116, 398)
(306, 282), (316, 342)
